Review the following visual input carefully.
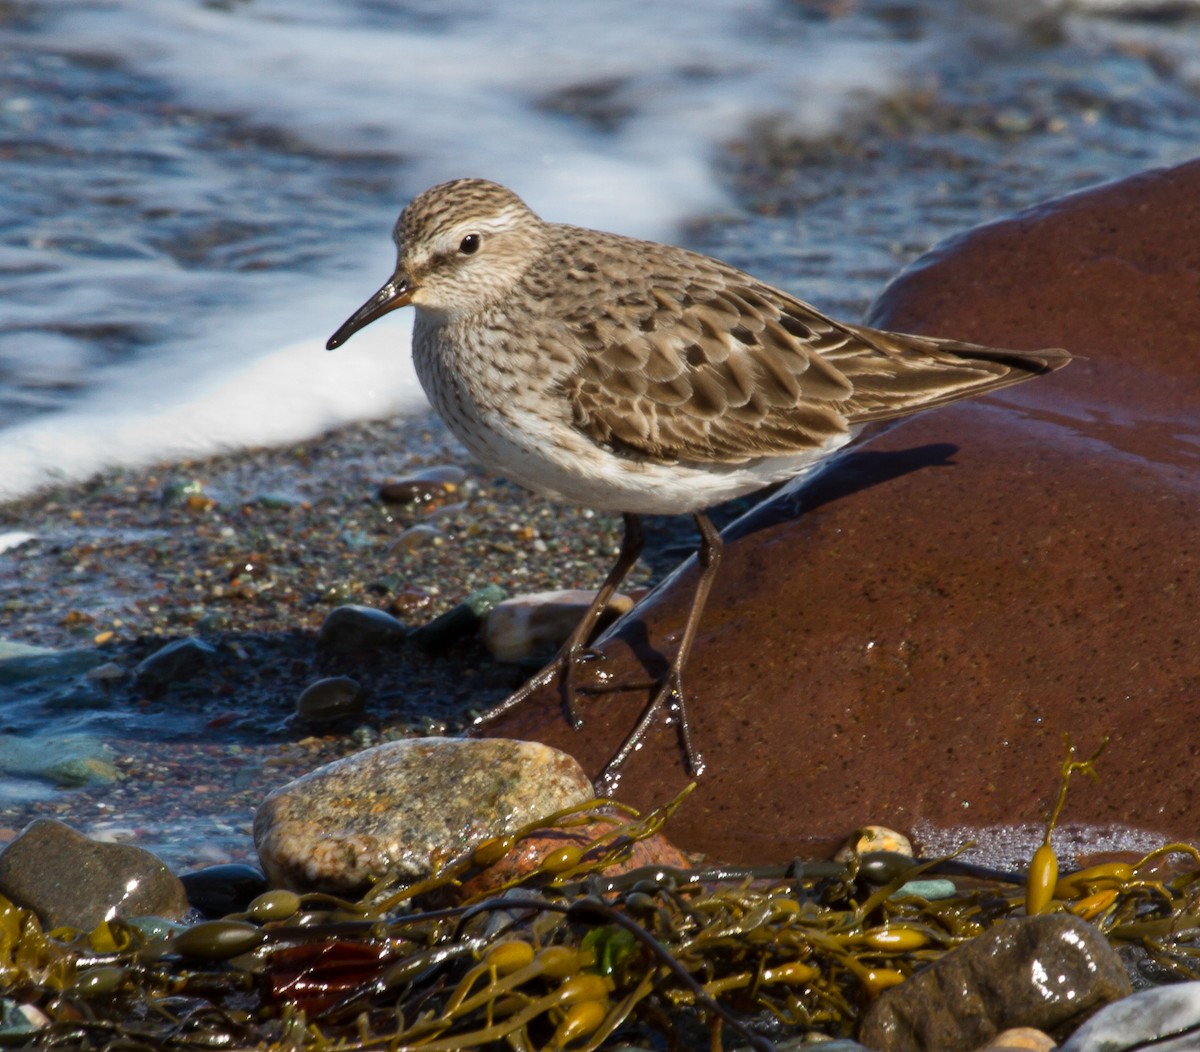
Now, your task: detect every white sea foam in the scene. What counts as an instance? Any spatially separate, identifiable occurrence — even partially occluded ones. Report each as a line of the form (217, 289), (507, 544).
(0, 0), (914, 501)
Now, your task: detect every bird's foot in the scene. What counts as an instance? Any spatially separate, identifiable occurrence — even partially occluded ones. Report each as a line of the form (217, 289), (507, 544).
(472, 640), (609, 731)
(593, 669), (704, 796)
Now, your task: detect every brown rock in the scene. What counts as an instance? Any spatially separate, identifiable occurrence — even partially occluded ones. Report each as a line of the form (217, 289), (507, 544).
(0, 818), (190, 931)
(458, 816), (693, 899)
(857, 914), (1130, 1050)
(476, 159), (1200, 863)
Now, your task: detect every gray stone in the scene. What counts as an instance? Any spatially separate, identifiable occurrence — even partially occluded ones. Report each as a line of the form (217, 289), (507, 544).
(1060, 982), (1200, 1052)
(0, 735), (117, 786)
(133, 637), (217, 688)
(295, 676), (365, 723)
(482, 588), (634, 663)
(254, 737), (593, 893)
(316, 605), (406, 649)
(858, 914), (1132, 1050)
(0, 643), (103, 686)
(0, 819), (191, 930)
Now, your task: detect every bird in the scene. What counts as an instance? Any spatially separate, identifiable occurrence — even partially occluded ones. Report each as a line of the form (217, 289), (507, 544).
(326, 177), (1070, 787)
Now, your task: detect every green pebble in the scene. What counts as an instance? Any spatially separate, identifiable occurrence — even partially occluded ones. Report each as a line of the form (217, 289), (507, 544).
(890, 879), (958, 901)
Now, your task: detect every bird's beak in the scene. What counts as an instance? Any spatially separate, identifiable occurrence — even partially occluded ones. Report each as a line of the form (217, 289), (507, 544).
(326, 270), (415, 350)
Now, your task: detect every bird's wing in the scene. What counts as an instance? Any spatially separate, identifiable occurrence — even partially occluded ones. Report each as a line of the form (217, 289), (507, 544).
(560, 237), (1068, 465)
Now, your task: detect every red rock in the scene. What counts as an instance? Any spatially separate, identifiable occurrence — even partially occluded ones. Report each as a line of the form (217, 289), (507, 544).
(458, 817), (693, 900)
(476, 159), (1200, 865)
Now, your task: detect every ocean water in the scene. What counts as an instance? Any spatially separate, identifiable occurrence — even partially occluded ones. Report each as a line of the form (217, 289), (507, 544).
(2, 0), (1199, 503)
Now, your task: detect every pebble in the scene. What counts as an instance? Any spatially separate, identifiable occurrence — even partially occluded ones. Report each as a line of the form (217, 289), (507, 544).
(410, 584), (507, 652)
(178, 863), (269, 919)
(836, 825), (914, 861)
(0, 1000), (49, 1039)
(459, 816), (693, 899)
(0, 818), (191, 930)
(84, 662), (126, 682)
(295, 676), (366, 723)
(0, 734), (118, 787)
(316, 604), (406, 650)
(981, 1028), (1056, 1051)
(1059, 981), (1200, 1051)
(858, 914), (1131, 1049)
(253, 737), (593, 893)
(378, 467), (465, 506)
(481, 589), (635, 663)
(392, 523), (445, 553)
(0, 642), (103, 686)
(133, 637), (217, 689)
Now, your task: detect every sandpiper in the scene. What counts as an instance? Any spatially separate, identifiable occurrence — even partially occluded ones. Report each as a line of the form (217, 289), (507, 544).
(327, 178), (1070, 785)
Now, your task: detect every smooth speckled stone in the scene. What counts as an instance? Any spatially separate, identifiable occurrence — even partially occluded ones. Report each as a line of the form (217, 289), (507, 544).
(482, 589), (635, 663)
(253, 737), (593, 893)
(858, 914), (1131, 1050)
(836, 825), (913, 862)
(0, 819), (190, 931)
(316, 605), (406, 650)
(133, 637), (217, 688)
(295, 676), (365, 723)
(1060, 982), (1200, 1052)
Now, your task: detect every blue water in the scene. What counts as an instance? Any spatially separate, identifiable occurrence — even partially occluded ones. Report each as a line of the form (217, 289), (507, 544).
(2, 0), (1197, 502)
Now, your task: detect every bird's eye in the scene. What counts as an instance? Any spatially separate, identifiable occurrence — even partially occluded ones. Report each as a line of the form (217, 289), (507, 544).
(459, 233), (481, 255)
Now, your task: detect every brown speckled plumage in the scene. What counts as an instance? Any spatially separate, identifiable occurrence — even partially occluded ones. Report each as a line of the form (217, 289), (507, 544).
(327, 178), (1071, 785)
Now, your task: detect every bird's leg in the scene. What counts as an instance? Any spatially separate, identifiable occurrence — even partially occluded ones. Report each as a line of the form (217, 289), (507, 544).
(473, 513), (644, 729)
(596, 512), (721, 789)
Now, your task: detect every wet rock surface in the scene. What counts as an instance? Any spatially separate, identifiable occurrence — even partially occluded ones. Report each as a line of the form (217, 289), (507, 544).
(0, 818), (191, 930)
(858, 914), (1131, 1050)
(316, 604), (407, 650)
(133, 637), (217, 689)
(254, 737), (594, 893)
(458, 816), (692, 899)
(478, 158), (1200, 864)
(1060, 982), (1200, 1052)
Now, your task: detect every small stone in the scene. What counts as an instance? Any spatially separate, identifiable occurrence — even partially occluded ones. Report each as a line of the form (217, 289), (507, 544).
(858, 914), (1131, 1049)
(381, 475), (460, 508)
(979, 1028), (1056, 1052)
(0, 819), (190, 930)
(133, 637), (217, 688)
(0, 1000), (49, 1038)
(0, 644), (103, 686)
(1059, 982), (1200, 1052)
(459, 816), (692, 900)
(836, 825), (913, 861)
(410, 584), (507, 652)
(482, 589), (635, 663)
(254, 737), (593, 893)
(316, 605), (406, 650)
(891, 879), (957, 901)
(179, 863), (269, 919)
(393, 523), (445, 552)
(295, 676), (365, 723)
(0, 735), (117, 787)
(84, 662), (125, 682)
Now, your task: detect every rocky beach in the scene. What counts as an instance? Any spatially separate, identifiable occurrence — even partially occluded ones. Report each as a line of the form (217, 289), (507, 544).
(3, 0), (1200, 1045)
